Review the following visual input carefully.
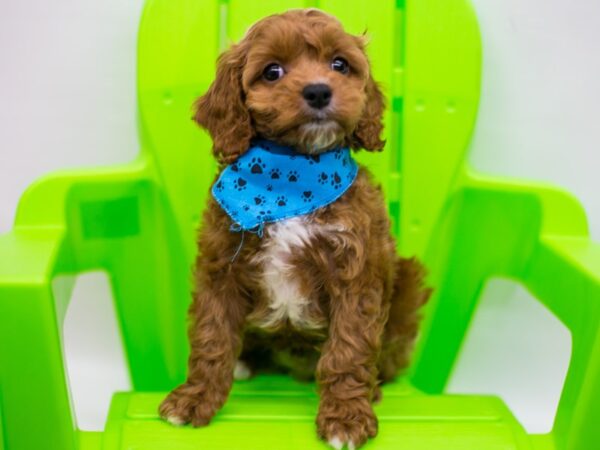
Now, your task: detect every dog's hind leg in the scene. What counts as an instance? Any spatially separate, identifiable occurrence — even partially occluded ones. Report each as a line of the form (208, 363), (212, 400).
(377, 257), (432, 383)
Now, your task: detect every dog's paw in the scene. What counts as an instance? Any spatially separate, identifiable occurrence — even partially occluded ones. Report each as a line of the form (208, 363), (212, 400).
(317, 399), (377, 449)
(328, 435), (356, 450)
(233, 360), (252, 380)
(159, 383), (218, 427)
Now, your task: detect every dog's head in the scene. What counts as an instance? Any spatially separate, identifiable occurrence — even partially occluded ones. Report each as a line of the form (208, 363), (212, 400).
(195, 9), (385, 164)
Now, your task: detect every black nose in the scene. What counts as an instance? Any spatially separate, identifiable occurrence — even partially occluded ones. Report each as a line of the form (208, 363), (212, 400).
(302, 83), (332, 109)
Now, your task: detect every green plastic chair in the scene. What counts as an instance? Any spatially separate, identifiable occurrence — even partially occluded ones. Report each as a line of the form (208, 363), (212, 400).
(1, 0), (599, 449)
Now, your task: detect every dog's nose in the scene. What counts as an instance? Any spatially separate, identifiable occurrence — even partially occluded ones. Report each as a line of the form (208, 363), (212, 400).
(302, 83), (332, 109)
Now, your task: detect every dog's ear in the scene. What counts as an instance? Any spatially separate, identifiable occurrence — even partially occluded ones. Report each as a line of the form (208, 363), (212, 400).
(194, 43), (254, 164)
(352, 73), (386, 152)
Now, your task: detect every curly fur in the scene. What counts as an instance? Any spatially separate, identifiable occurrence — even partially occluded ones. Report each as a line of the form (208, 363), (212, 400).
(160, 9), (431, 449)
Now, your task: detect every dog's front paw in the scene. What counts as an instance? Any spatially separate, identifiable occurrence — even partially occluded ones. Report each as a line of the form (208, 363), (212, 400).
(317, 398), (378, 449)
(159, 383), (219, 427)
(233, 360), (252, 380)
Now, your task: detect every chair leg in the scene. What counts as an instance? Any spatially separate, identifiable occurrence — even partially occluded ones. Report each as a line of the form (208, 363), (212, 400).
(0, 282), (77, 450)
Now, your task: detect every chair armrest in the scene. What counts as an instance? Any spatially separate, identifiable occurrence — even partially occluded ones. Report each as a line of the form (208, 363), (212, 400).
(0, 160), (150, 449)
(15, 159), (147, 225)
(524, 237), (600, 450)
(414, 173), (593, 392)
(414, 169), (599, 410)
(465, 170), (590, 239)
(0, 228), (77, 450)
(466, 173), (600, 448)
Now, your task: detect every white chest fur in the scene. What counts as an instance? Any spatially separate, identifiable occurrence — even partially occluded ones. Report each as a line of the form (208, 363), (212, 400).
(251, 217), (327, 330)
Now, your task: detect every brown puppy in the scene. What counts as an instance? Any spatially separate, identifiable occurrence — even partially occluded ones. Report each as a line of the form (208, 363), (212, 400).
(159, 9), (431, 449)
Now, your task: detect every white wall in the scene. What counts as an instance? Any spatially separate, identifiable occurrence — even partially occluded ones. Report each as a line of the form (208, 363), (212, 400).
(469, 0), (600, 239)
(0, 0), (597, 434)
(0, 0), (143, 231)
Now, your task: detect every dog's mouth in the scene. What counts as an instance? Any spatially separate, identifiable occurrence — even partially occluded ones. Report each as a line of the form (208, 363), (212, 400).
(305, 108), (336, 123)
(305, 117), (335, 126)
(254, 107), (349, 154)
(303, 109), (337, 126)
(297, 119), (345, 153)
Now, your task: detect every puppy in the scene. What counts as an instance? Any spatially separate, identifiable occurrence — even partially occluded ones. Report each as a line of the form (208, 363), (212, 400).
(159, 9), (431, 449)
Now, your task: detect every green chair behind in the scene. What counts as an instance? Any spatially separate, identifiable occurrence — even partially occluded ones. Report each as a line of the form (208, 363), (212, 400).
(1, 0), (599, 449)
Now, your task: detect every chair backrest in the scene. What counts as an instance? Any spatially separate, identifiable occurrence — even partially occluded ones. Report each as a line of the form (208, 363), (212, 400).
(135, 0), (482, 384)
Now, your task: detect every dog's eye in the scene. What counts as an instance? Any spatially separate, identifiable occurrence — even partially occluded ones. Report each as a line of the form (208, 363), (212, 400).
(331, 57), (350, 75)
(263, 63), (285, 82)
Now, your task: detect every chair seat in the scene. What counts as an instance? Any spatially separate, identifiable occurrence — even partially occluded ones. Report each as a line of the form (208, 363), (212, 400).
(99, 375), (533, 449)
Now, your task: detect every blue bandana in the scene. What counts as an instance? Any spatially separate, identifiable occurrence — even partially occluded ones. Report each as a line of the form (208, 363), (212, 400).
(212, 140), (358, 235)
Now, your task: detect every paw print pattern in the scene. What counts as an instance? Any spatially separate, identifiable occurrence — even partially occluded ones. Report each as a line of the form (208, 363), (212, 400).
(287, 170), (299, 182)
(256, 210), (273, 221)
(257, 142), (274, 151)
(234, 177), (247, 191)
(305, 155), (321, 165)
(302, 191), (314, 202)
(276, 195), (287, 207)
(214, 146), (356, 228)
(249, 157), (266, 174)
(331, 172), (342, 189)
(344, 153), (353, 167)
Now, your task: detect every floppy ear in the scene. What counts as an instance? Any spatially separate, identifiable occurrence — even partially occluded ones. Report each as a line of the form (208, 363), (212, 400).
(194, 43), (254, 164)
(352, 74), (386, 152)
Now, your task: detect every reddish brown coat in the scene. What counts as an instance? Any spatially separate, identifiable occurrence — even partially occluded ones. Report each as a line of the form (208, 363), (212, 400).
(159, 9), (431, 449)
